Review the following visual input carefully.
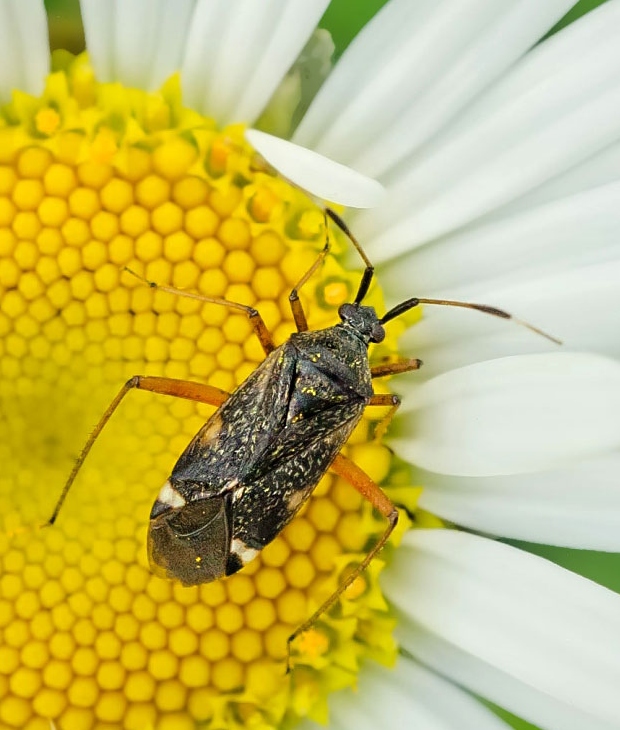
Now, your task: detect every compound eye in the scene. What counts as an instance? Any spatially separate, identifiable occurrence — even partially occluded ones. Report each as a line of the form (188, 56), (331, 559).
(338, 302), (356, 321)
(370, 323), (385, 343)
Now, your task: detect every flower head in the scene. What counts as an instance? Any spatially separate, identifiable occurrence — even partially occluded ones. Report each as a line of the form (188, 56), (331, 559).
(1, 2), (620, 730)
(0, 48), (420, 728)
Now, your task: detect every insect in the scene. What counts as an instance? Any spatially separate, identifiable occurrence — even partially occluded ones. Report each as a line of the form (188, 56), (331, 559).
(48, 209), (559, 664)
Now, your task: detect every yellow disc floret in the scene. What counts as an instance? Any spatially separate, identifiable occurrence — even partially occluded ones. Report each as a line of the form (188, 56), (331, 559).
(0, 54), (419, 729)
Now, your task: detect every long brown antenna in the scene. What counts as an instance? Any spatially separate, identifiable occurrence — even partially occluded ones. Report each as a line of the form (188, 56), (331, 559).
(380, 297), (562, 345)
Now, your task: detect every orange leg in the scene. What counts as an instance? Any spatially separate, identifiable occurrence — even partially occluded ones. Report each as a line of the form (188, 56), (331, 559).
(289, 242), (330, 332)
(289, 209), (331, 332)
(124, 268), (276, 355)
(287, 452), (398, 671)
(289, 207), (379, 331)
(371, 357), (422, 379)
(47, 376), (230, 526)
(366, 392), (401, 443)
(367, 359), (422, 440)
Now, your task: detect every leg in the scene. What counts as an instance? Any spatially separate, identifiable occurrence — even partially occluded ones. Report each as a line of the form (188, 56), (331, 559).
(243, 154), (377, 307)
(287, 452), (398, 671)
(289, 206), (382, 331)
(124, 268), (276, 355)
(368, 359), (422, 439)
(371, 357), (422, 379)
(367, 393), (401, 442)
(47, 376), (230, 526)
(289, 241), (330, 332)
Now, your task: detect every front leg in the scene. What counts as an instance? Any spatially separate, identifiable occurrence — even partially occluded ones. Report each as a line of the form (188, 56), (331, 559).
(371, 357), (422, 379)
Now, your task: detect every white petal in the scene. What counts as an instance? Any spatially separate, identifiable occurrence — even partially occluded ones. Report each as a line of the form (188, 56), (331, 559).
(293, 0), (445, 154)
(295, 0), (573, 179)
(486, 138), (620, 220)
(379, 183), (620, 376)
(355, 0), (620, 259)
(447, 0), (620, 137)
(146, 1), (198, 90)
(182, 0), (329, 124)
(399, 624), (618, 730)
(0, 0), (48, 100)
(392, 260), (620, 379)
(114, 0), (167, 88)
(418, 452), (620, 550)
(390, 353), (620, 476)
(225, 0), (331, 124)
(80, 0), (114, 80)
(178, 0), (229, 108)
(298, 658), (512, 730)
(81, 0), (327, 116)
(380, 179), (620, 300)
(81, 0), (197, 89)
(383, 530), (620, 730)
(245, 129), (385, 208)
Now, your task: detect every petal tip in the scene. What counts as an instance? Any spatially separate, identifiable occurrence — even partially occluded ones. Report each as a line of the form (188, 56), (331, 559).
(245, 128), (386, 209)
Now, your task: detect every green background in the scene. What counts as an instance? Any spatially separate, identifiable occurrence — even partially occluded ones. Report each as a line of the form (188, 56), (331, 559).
(44, 0), (612, 54)
(40, 1), (618, 729)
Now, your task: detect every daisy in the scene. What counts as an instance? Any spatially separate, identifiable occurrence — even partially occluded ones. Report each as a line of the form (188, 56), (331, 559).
(0, 1), (619, 730)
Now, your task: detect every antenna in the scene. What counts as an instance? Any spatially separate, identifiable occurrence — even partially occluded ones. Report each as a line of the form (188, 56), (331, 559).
(380, 297), (561, 345)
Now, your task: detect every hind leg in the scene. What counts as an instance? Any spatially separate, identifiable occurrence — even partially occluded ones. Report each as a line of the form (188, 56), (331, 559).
(47, 376), (230, 526)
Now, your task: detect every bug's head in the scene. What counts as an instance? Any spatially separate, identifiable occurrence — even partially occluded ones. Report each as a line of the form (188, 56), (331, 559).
(338, 302), (385, 344)
(148, 480), (231, 586)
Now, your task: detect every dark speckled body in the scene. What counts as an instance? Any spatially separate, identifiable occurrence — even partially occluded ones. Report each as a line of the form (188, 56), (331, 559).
(179, 324), (372, 537)
(149, 320), (375, 586)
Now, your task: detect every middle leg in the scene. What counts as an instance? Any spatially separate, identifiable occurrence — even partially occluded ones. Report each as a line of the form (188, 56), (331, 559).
(368, 358), (422, 440)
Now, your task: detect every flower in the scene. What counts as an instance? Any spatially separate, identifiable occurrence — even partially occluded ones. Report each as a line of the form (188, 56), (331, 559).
(1, 1), (620, 730)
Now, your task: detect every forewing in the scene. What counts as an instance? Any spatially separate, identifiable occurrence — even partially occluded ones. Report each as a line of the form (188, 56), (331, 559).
(170, 336), (368, 553)
(240, 350), (367, 482)
(170, 343), (298, 492)
(232, 399), (366, 548)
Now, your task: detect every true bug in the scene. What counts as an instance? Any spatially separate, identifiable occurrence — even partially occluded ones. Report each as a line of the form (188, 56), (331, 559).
(48, 209), (559, 663)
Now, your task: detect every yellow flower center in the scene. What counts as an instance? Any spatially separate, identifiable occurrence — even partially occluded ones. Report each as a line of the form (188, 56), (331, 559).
(0, 54), (420, 730)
